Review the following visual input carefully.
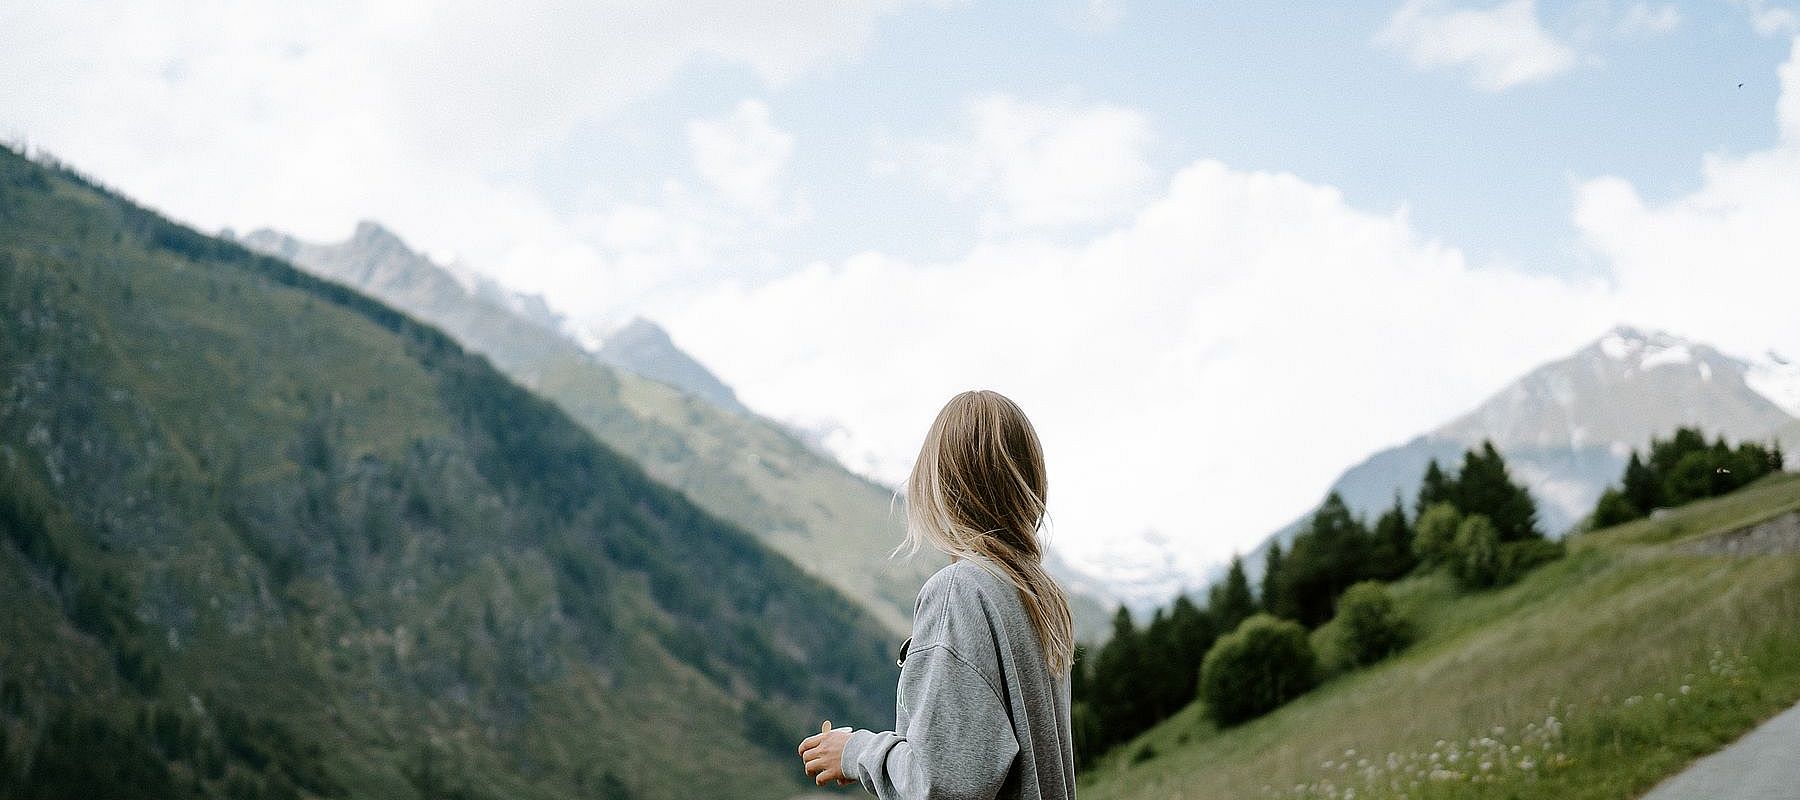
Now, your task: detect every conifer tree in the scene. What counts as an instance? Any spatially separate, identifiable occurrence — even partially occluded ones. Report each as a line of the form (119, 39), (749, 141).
(1090, 607), (1143, 749)
(1280, 493), (1374, 627)
(1455, 442), (1540, 540)
(1372, 495), (1415, 579)
(1416, 458), (1456, 517)
(1211, 556), (1257, 634)
(1621, 451), (1659, 515)
(1168, 595), (1215, 703)
(1260, 542), (1287, 618)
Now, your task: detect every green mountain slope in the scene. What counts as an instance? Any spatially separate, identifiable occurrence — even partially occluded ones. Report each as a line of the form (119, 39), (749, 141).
(241, 224), (940, 636)
(240, 224), (1113, 641)
(0, 147), (894, 800)
(1079, 473), (1800, 800)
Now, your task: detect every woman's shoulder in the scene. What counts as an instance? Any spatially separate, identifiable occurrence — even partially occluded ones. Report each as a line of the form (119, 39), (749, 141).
(918, 558), (1008, 605)
(913, 558), (1012, 633)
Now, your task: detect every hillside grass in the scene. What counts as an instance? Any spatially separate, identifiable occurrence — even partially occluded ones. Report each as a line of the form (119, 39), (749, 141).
(1080, 472), (1800, 800)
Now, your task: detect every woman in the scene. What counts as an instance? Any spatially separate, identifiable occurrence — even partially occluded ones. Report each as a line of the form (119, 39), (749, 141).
(799, 390), (1077, 799)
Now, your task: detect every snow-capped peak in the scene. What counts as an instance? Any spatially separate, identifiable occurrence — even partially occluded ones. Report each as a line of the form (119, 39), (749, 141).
(1596, 325), (1695, 369)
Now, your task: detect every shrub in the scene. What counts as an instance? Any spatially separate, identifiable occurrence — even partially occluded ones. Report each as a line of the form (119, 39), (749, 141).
(1451, 514), (1502, 589)
(1590, 487), (1641, 529)
(1199, 614), (1317, 726)
(1499, 538), (1564, 584)
(1333, 581), (1411, 668)
(1412, 502), (1462, 568)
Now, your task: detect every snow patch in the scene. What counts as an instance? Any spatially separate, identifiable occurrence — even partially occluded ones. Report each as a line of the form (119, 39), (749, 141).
(1599, 331), (1636, 360)
(1639, 344), (1693, 370)
(567, 322), (604, 353)
(1747, 353), (1800, 418)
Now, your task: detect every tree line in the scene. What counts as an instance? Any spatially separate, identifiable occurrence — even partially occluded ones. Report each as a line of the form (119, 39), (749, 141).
(1070, 441), (1563, 766)
(1592, 427), (1784, 528)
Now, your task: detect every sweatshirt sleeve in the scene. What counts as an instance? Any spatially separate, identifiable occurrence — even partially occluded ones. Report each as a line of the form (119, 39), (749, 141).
(840, 643), (1020, 799)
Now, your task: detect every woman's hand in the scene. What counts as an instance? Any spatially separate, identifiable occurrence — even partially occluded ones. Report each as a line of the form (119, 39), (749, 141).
(798, 724), (855, 787)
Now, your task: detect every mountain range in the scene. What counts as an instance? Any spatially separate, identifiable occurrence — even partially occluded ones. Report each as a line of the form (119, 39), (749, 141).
(239, 222), (1115, 642)
(0, 147), (895, 799)
(1235, 325), (1800, 585)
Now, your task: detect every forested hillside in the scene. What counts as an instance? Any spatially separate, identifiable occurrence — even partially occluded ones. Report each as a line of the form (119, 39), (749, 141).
(239, 224), (939, 637)
(0, 146), (894, 800)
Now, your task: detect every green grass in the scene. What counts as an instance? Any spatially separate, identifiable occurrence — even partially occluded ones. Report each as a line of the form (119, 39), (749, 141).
(1080, 473), (1800, 800)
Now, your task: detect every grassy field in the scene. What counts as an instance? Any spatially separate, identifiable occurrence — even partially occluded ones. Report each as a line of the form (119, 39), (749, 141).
(1080, 472), (1800, 800)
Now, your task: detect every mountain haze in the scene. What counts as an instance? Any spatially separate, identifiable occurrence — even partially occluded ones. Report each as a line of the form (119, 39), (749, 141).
(0, 147), (894, 799)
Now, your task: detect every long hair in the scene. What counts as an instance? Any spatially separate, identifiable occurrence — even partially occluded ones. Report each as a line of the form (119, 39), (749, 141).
(899, 390), (1075, 675)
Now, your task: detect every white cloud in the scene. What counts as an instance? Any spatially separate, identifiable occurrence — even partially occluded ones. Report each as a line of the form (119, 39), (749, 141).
(499, 100), (807, 328)
(668, 159), (1618, 582)
(1743, 0), (1800, 36)
(894, 95), (1154, 232)
(1618, 3), (1681, 35)
(1377, 0), (1578, 91)
(688, 99), (796, 212)
(1574, 35), (1800, 362)
(668, 37), (1800, 592)
(0, 0), (919, 284)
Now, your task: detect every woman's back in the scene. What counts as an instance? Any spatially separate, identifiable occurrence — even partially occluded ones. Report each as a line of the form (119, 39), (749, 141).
(840, 558), (1076, 799)
(802, 390), (1075, 798)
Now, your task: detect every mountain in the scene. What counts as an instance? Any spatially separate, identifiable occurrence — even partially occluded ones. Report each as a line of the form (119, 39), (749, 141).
(242, 224), (1114, 641)
(595, 317), (749, 416)
(0, 146), (894, 799)
(240, 224), (936, 636)
(1242, 326), (1798, 581)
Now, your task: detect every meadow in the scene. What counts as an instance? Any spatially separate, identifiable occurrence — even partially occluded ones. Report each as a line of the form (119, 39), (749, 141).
(1080, 472), (1800, 800)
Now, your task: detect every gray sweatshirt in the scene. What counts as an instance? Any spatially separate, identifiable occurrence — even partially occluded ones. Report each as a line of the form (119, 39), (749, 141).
(841, 558), (1076, 799)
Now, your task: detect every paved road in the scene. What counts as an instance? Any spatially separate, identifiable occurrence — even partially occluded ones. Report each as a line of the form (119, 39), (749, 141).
(1640, 701), (1800, 799)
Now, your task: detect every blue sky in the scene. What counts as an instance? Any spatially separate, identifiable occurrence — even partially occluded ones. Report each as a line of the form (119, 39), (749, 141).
(5, 0), (1799, 595)
(534, 0), (1792, 273)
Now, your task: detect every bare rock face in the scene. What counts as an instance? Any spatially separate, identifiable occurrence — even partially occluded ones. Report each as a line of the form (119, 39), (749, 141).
(1681, 511), (1800, 556)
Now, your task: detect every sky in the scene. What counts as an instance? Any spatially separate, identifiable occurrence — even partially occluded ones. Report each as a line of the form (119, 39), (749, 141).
(5, 0), (1800, 593)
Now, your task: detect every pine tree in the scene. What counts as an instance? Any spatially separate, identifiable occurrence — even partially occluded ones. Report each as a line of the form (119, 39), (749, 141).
(1167, 595), (1215, 704)
(1260, 542), (1287, 618)
(1280, 493), (1375, 627)
(1211, 557), (1256, 634)
(1649, 427), (1709, 479)
(1621, 451), (1659, 515)
(1372, 495), (1416, 579)
(1416, 459), (1456, 516)
(1090, 607), (1143, 750)
(1142, 609), (1180, 720)
(1455, 442), (1540, 541)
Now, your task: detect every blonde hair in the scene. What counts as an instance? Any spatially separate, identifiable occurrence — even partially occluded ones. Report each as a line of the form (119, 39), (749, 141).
(899, 390), (1075, 675)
